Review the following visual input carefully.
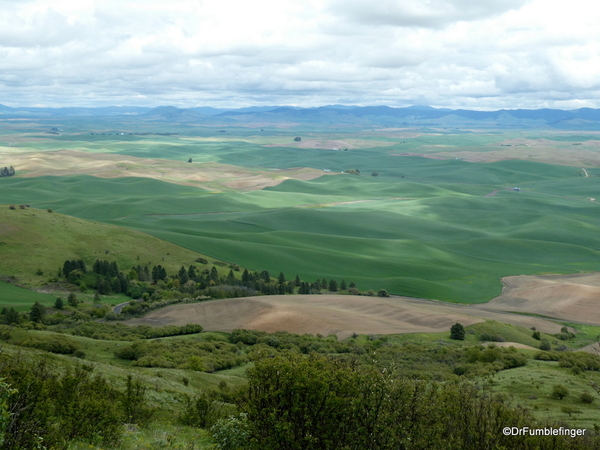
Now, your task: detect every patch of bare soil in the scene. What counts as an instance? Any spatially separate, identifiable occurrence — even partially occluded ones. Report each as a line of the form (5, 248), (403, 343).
(481, 273), (600, 325)
(1, 149), (328, 191)
(124, 294), (565, 338)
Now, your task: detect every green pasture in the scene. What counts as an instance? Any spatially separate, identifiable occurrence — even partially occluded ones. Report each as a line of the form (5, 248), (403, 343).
(0, 281), (56, 310)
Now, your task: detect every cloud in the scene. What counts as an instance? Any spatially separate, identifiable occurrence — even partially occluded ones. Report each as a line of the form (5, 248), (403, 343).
(328, 0), (530, 29)
(0, 0), (599, 109)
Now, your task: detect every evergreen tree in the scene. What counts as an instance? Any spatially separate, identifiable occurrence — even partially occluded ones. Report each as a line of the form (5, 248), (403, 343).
(261, 270), (271, 283)
(209, 266), (219, 283)
(294, 274), (301, 286)
(320, 278), (328, 290)
(278, 272), (286, 284)
(187, 265), (197, 280)
(340, 279), (347, 290)
(54, 297), (64, 310)
(328, 279), (338, 292)
(29, 302), (46, 323)
(227, 269), (235, 283)
(242, 269), (250, 283)
(450, 323), (465, 340)
(4, 308), (19, 325)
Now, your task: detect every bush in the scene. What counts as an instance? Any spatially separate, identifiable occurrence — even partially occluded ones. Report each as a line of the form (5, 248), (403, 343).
(540, 339), (551, 351)
(210, 414), (253, 450)
(580, 392), (595, 404)
(21, 335), (80, 355)
(551, 384), (569, 400)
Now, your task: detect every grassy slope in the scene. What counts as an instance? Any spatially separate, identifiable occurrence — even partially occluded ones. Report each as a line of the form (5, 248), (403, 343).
(0, 205), (231, 307)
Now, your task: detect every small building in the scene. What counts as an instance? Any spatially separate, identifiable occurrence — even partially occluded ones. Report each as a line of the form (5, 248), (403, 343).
(513, 187), (521, 192)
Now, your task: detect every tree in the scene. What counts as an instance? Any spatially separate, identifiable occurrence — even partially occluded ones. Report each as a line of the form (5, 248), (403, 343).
(328, 279), (338, 291)
(187, 157), (193, 163)
(340, 279), (347, 290)
(278, 272), (286, 284)
(4, 308), (19, 325)
(54, 297), (64, 310)
(67, 292), (79, 307)
(377, 289), (389, 297)
(450, 323), (465, 340)
(371, 171), (379, 177)
(29, 302), (46, 323)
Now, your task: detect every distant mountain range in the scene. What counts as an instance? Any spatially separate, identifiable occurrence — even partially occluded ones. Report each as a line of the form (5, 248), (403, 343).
(3, 103), (600, 129)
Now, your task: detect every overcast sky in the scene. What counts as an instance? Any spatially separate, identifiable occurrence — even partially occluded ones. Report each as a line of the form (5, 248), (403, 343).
(1, 0), (599, 110)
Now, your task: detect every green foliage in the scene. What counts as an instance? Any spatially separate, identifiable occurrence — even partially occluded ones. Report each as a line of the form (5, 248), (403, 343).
(552, 384), (570, 400)
(450, 322), (465, 340)
(69, 322), (203, 341)
(29, 302), (46, 323)
(179, 391), (224, 429)
(21, 334), (80, 354)
(121, 375), (154, 425)
(532, 330), (541, 340)
(540, 339), (551, 351)
(0, 355), (124, 449)
(210, 414), (253, 450)
(580, 392), (595, 404)
(241, 352), (590, 450)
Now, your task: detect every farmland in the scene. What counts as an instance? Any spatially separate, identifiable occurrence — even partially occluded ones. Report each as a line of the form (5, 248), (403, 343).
(3, 115), (600, 448)
(2, 125), (600, 302)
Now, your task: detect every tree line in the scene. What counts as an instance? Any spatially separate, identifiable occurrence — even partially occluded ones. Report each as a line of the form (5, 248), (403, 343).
(0, 167), (14, 178)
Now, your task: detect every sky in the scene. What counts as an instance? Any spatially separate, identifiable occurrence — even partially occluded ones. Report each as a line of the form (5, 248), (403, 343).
(1, 0), (600, 110)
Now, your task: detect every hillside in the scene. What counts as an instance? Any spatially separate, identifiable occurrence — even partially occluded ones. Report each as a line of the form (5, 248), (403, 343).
(0, 205), (224, 292)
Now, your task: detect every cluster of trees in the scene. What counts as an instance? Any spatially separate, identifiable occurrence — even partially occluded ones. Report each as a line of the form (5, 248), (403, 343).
(228, 353), (597, 450)
(0, 166), (14, 178)
(61, 258), (130, 295)
(0, 355), (152, 449)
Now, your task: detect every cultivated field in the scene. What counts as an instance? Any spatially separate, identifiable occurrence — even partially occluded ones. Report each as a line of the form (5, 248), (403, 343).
(3, 126), (600, 302)
(482, 273), (600, 324)
(125, 294), (566, 338)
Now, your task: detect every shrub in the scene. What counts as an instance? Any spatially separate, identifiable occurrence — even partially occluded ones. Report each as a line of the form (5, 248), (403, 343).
(210, 414), (253, 450)
(580, 392), (595, 404)
(21, 335), (80, 355)
(539, 339), (551, 351)
(551, 384), (569, 400)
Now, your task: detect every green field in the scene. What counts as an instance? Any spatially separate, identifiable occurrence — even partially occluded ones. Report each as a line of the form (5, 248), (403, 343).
(2, 127), (600, 303)
(0, 281), (57, 310)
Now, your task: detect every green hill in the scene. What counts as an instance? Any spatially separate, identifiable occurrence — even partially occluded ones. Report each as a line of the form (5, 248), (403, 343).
(0, 205), (226, 299)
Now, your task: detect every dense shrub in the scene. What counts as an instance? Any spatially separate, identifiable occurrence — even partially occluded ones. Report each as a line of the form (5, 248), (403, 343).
(21, 334), (80, 354)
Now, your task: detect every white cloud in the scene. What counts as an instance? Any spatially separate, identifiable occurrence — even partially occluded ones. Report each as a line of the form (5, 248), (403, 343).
(0, 0), (599, 109)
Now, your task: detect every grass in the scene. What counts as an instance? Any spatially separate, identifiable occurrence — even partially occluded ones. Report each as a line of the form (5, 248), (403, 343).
(490, 360), (600, 430)
(0, 281), (57, 310)
(0, 205), (238, 306)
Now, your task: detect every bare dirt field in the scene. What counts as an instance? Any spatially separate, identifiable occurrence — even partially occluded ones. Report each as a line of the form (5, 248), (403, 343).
(480, 273), (600, 324)
(0, 149), (328, 191)
(125, 294), (565, 338)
